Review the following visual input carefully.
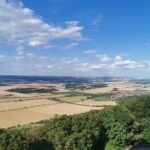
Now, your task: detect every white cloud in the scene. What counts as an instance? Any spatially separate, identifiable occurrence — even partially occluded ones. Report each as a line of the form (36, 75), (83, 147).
(96, 54), (110, 62)
(0, 54), (6, 61)
(0, 53), (149, 76)
(16, 46), (24, 55)
(34, 64), (53, 70)
(16, 49), (55, 61)
(0, 55), (6, 59)
(61, 42), (79, 50)
(14, 56), (24, 60)
(89, 64), (108, 70)
(25, 53), (36, 59)
(75, 54), (149, 73)
(115, 55), (122, 61)
(37, 56), (49, 61)
(76, 63), (109, 72)
(47, 65), (53, 69)
(0, 0), (85, 50)
(65, 21), (80, 26)
(62, 58), (79, 64)
(84, 50), (110, 62)
(113, 56), (146, 69)
(35, 64), (44, 68)
(83, 49), (96, 55)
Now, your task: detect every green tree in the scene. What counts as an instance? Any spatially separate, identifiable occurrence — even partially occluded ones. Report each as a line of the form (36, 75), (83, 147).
(119, 95), (150, 120)
(44, 112), (105, 150)
(142, 128), (150, 143)
(98, 106), (142, 149)
(0, 130), (28, 150)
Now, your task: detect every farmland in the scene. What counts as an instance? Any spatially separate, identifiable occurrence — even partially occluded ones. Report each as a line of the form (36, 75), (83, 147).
(0, 76), (150, 128)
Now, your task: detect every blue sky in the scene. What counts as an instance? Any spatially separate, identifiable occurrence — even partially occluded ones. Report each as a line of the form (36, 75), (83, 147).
(0, 0), (150, 77)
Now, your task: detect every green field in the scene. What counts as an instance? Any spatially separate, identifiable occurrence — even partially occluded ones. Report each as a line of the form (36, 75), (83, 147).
(54, 91), (84, 96)
(88, 94), (112, 101)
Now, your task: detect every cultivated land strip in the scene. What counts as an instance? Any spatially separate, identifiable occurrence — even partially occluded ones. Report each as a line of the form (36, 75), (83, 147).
(0, 100), (59, 112)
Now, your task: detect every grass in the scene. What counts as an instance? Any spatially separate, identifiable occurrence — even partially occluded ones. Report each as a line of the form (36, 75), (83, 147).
(58, 96), (87, 103)
(54, 91), (84, 96)
(89, 94), (112, 101)
(134, 89), (149, 94)
(93, 96), (111, 101)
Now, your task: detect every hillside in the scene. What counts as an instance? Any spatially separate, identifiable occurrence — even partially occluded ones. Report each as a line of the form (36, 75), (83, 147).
(0, 95), (150, 150)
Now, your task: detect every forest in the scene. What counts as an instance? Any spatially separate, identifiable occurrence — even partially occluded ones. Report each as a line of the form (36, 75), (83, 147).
(7, 88), (58, 94)
(0, 95), (149, 150)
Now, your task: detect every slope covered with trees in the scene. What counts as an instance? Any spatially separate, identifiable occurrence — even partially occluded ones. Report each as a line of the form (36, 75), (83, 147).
(0, 95), (150, 150)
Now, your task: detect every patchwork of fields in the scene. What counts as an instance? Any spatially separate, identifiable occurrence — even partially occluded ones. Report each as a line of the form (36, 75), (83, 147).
(0, 80), (149, 128)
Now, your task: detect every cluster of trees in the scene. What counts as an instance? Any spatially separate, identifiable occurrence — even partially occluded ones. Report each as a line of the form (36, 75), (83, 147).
(7, 88), (58, 94)
(0, 95), (150, 150)
(65, 83), (107, 90)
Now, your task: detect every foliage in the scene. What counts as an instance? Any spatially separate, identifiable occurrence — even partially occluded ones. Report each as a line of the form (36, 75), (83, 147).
(104, 141), (120, 150)
(23, 127), (53, 150)
(0, 95), (150, 150)
(44, 113), (106, 150)
(142, 128), (150, 143)
(7, 88), (58, 94)
(87, 93), (112, 101)
(65, 83), (107, 90)
(119, 95), (150, 120)
(0, 130), (28, 150)
(98, 106), (142, 149)
(112, 88), (118, 91)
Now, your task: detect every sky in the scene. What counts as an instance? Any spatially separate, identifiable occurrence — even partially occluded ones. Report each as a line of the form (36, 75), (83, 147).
(0, 0), (150, 77)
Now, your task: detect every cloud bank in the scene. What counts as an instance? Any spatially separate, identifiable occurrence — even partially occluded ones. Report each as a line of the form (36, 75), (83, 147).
(0, 0), (85, 49)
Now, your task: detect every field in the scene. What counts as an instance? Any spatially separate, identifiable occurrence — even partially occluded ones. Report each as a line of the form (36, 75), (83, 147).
(30, 103), (101, 115)
(57, 95), (87, 102)
(75, 100), (116, 107)
(0, 83), (103, 128)
(0, 79), (149, 128)
(0, 102), (102, 128)
(81, 81), (148, 94)
(0, 100), (58, 111)
(0, 109), (50, 128)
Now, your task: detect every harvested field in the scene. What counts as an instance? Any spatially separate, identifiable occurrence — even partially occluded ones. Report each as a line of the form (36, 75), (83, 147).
(82, 82), (146, 94)
(30, 103), (102, 115)
(0, 100), (58, 111)
(82, 87), (113, 94)
(0, 94), (66, 103)
(0, 103), (102, 128)
(75, 100), (116, 106)
(0, 109), (50, 128)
